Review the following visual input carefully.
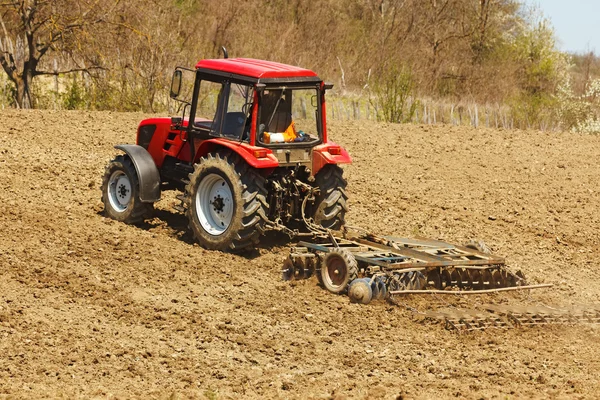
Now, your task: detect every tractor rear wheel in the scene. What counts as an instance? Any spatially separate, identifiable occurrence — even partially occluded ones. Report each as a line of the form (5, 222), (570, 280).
(312, 165), (348, 230)
(185, 151), (268, 252)
(101, 155), (153, 223)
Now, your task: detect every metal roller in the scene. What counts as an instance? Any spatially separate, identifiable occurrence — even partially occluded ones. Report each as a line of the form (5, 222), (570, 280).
(441, 269), (453, 289)
(426, 269), (442, 290)
(459, 268), (472, 289)
(482, 269), (495, 289)
(348, 278), (373, 304)
(450, 269), (462, 289)
(303, 257), (316, 279)
(492, 269), (504, 287)
(293, 258), (308, 280)
(470, 270), (484, 290)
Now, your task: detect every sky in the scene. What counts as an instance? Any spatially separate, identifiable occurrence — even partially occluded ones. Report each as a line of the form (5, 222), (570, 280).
(526, 0), (600, 54)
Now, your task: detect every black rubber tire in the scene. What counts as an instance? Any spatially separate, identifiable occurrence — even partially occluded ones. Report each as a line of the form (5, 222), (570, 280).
(320, 248), (358, 294)
(101, 155), (153, 223)
(184, 150), (268, 252)
(312, 165), (348, 230)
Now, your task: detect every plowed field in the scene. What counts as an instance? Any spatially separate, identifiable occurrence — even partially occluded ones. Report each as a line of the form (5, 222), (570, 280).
(1, 109), (599, 399)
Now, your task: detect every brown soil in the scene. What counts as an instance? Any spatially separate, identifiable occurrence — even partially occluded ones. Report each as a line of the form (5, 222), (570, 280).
(1, 109), (599, 399)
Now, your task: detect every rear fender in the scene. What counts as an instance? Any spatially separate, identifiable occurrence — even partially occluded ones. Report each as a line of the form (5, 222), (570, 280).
(115, 144), (161, 202)
(193, 139), (279, 170)
(312, 142), (352, 175)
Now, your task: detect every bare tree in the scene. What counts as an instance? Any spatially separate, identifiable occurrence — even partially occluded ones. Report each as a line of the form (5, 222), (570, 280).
(0, 0), (112, 108)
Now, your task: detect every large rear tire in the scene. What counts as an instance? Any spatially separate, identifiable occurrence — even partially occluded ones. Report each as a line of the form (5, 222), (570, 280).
(185, 151), (268, 252)
(101, 155), (153, 223)
(312, 164), (348, 230)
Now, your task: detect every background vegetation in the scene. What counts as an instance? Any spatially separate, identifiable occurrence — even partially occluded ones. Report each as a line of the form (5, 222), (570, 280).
(1, 0), (599, 132)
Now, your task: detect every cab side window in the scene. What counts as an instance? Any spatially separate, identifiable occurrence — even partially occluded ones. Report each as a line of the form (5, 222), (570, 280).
(194, 80), (253, 140)
(194, 80), (223, 131)
(220, 84), (254, 140)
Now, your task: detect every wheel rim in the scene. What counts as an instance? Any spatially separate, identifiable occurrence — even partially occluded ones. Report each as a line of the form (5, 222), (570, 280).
(108, 170), (132, 212)
(196, 173), (233, 235)
(325, 255), (347, 288)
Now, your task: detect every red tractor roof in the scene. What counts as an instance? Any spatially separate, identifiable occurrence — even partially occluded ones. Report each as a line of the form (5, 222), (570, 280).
(195, 58), (319, 80)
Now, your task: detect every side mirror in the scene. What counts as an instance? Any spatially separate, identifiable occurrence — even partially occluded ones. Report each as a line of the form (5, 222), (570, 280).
(170, 70), (182, 98)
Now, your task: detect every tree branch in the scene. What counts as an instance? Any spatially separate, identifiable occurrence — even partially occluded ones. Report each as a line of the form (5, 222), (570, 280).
(33, 65), (106, 77)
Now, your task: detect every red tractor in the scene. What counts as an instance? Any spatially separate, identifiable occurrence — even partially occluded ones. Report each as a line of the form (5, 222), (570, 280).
(101, 51), (352, 252)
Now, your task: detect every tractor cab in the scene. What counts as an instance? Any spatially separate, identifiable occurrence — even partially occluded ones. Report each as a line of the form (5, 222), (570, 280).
(170, 57), (328, 151)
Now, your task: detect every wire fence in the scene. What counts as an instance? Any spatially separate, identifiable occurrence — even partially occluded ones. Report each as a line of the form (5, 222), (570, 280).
(325, 94), (561, 131)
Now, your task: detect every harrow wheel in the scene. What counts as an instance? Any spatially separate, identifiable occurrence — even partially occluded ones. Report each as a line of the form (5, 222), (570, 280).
(320, 249), (358, 294)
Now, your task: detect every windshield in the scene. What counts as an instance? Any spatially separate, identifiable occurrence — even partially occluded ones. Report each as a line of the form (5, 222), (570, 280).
(258, 87), (320, 145)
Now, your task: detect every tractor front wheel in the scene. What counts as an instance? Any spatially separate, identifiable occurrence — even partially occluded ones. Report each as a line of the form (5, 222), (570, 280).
(185, 151), (268, 252)
(101, 155), (153, 223)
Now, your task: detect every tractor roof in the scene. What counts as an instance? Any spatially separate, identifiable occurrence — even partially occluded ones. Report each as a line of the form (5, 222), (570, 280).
(195, 58), (320, 82)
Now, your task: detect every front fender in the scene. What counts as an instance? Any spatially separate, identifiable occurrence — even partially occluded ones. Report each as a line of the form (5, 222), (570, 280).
(115, 144), (161, 202)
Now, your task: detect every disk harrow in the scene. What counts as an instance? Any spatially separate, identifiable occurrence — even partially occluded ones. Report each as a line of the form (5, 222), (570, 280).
(284, 232), (551, 304)
(425, 304), (600, 332)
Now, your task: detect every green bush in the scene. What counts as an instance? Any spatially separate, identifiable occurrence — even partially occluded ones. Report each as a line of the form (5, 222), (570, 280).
(62, 76), (87, 110)
(370, 65), (418, 123)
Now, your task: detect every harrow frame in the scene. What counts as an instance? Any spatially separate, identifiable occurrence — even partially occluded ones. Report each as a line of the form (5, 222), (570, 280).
(285, 231), (550, 302)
